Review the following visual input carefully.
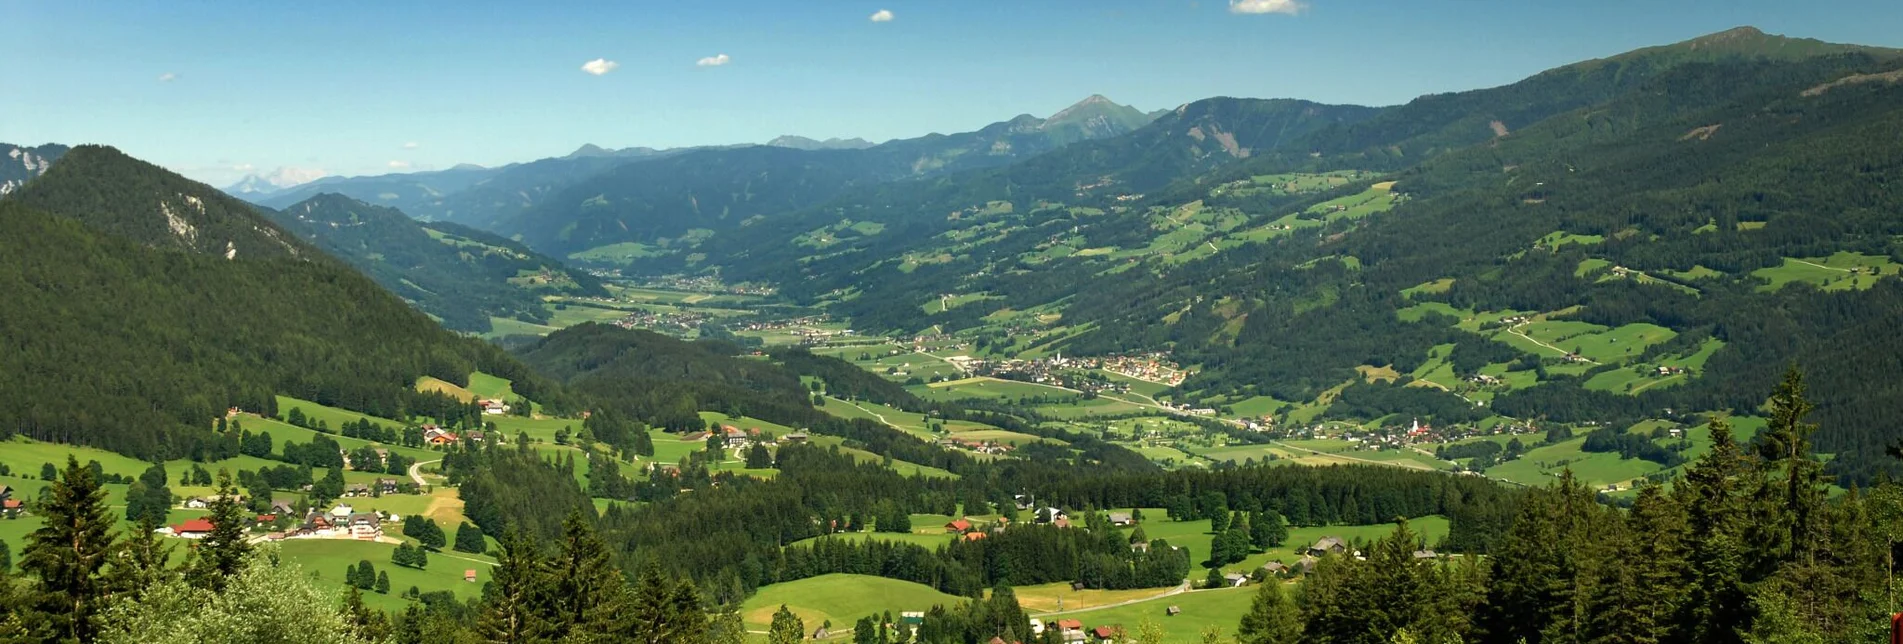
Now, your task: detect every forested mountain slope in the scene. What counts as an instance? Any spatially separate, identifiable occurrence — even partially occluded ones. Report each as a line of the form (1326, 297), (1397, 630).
(0, 142), (65, 196)
(9, 145), (308, 259)
(1064, 54), (1903, 482)
(488, 96), (1168, 259)
(266, 193), (606, 333)
(629, 32), (1903, 483)
(0, 148), (562, 459)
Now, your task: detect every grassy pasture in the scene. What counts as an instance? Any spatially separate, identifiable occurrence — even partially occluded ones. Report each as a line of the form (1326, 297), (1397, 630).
(740, 574), (966, 633)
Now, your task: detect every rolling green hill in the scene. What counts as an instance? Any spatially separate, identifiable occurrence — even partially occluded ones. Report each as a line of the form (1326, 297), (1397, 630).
(266, 193), (606, 333)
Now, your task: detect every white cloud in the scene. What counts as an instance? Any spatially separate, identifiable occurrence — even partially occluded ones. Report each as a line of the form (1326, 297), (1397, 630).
(696, 53), (731, 67)
(387, 160), (411, 169)
(402, 141), (419, 150)
(1228, 0), (1304, 14)
(158, 72), (177, 82)
(869, 9), (894, 22)
(580, 58), (620, 75)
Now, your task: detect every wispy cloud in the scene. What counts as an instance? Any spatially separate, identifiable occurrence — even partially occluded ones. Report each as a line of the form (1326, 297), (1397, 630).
(580, 58), (619, 75)
(402, 141), (419, 150)
(230, 163), (255, 172)
(696, 53), (732, 67)
(869, 9), (894, 22)
(387, 160), (411, 169)
(158, 72), (177, 82)
(1229, 0), (1304, 14)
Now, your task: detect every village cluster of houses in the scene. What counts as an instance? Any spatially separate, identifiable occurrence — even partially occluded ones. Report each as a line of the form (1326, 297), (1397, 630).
(678, 425), (810, 451)
(161, 500), (391, 542)
(422, 424), (487, 447)
(935, 437), (1014, 456)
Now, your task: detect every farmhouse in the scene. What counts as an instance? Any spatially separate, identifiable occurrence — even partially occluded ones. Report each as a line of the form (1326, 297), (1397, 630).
(1053, 619), (1086, 643)
(1261, 561), (1289, 576)
(1307, 536), (1349, 556)
(1223, 573), (1248, 587)
(1033, 507), (1068, 525)
(377, 478), (400, 494)
(465, 569), (478, 582)
(1091, 625), (1121, 643)
(348, 513), (383, 540)
(945, 519), (972, 534)
(169, 518), (215, 539)
(423, 427), (458, 446)
(1294, 556), (1320, 575)
(479, 399), (511, 415)
(1, 499), (21, 518)
(1106, 511), (1134, 526)
(344, 484), (371, 498)
(723, 426), (752, 448)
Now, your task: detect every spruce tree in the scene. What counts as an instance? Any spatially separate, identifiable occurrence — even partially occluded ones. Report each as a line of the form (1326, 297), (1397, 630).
(106, 514), (175, 595)
(1674, 416), (1753, 644)
(376, 570), (390, 594)
(626, 560), (709, 643)
(1236, 578), (1303, 644)
(19, 456), (118, 643)
(189, 469), (251, 591)
(478, 531), (550, 643)
(548, 512), (624, 637)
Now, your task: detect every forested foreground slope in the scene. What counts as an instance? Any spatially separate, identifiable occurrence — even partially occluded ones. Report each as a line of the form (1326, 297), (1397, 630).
(0, 147), (565, 459)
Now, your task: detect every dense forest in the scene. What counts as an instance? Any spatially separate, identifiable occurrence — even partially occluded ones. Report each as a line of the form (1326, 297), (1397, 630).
(266, 193), (606, 333)
(0, 149), (570, 459)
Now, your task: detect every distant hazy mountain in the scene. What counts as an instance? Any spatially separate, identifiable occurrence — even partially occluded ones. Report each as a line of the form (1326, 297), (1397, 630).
(767, 135), (877, 151)
(254, 164), (502, 215)
(266, 193), (606, 333)
(495, 95), (1169, 257)
(224, 166), (329, 197)
(0, 143), (68, 197)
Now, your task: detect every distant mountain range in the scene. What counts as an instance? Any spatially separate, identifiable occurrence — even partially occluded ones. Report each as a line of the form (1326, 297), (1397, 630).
(766, 135), (876, 151)
(224, 166), (330, 196)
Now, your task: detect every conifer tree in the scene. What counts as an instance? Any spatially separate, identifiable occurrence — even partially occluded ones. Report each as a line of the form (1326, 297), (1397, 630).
(1237, 577), (1303, 644)
(478, 531), (551, 643)
(1675, 417), (1752, 644)
(376, 570), (390, 595)
(625, 560), (709, 643)
(549, 512), (624, 637)
(107, 514), (175, 595)
(20, 456), (118, 643)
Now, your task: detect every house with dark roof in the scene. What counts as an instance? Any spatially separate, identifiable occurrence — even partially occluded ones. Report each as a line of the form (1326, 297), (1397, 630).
(1306, 536), (1349, 556)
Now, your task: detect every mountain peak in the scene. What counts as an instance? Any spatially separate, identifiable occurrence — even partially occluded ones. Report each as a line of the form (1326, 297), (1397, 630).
(225, 166), (328, 196)
(1047, 94), (1127, 122)
(1580, 25), (1903, 71)
(566, 143), (611, 158)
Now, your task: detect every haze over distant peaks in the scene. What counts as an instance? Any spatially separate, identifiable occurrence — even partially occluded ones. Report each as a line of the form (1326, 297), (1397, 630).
(224, 166), (329, 196)
(766, 135), (877, 151)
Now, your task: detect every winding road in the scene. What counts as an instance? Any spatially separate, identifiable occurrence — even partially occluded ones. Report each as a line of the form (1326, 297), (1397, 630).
(408, 459), (441, 487)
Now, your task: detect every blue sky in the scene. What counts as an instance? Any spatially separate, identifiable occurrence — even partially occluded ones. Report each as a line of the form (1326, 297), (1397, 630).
(4, 0), (1900, 186)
